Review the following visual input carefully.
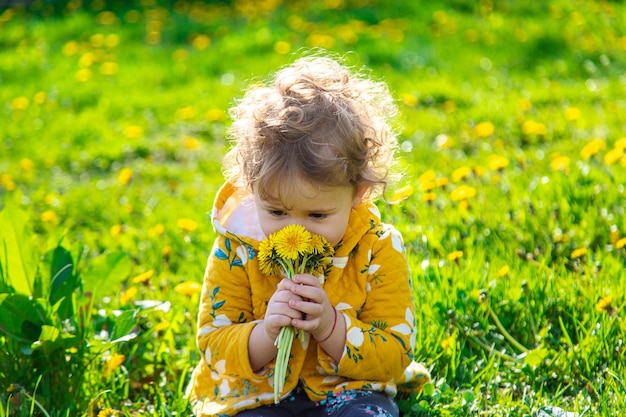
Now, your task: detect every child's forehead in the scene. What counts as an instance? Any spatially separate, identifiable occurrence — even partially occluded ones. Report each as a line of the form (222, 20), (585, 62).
(256, 178), (353, 207)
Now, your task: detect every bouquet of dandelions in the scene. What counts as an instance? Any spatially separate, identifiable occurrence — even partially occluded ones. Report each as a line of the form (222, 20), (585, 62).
(257, 224), (335, 403)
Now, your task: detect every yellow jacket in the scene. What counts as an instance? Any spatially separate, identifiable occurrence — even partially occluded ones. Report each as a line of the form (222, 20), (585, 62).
(188, 182), (429, 416)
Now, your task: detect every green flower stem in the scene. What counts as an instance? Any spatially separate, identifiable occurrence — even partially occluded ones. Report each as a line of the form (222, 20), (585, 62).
(274, 325), (295, 403)
(487, 305), (529, 353)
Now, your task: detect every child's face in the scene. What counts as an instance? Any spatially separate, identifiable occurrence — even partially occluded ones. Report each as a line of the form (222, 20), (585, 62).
(254, 180), (362, 246)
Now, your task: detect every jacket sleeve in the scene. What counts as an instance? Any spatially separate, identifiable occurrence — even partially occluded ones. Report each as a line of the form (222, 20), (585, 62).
(196, 234), (265, 383)
(320, 226), (415, 382)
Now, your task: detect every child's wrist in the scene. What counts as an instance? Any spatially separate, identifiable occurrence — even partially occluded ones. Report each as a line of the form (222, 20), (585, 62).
(316, 308), (338, 343)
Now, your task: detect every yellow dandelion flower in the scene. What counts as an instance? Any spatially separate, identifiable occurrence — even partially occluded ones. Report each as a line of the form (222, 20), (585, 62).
(33, 91), (46, 105)
(110, 224), (123, 237)
(550, 155), (570, 172)
(76, 68), (92, 82)
(11, 96), (29, 110)
(272, 224), (312, 261)
(570, 248), (587, 259)
(98, 408), (121, 417)
(148, 223), (165, 237)
(604, 147), (624, 165)
(62, 41), (79, 56)
(522, 120), (547, 135)
(183, 135), (201, 150)
(162, 245), (172, 258)
(400, 93), (418, 107)
(443, 100), (456, 113)
(422, 192), (436, 203)
(435, 177), (449, 188)
(177, 218), (198, 232)
(176, 106), (197, 120)
(474, 121), (495, 138)
(595, 295), (612, 312)
(105, 353), (125, 376)
(120, 287), (137, 305)
(450, 185), (477, 202)
(497, 265), (510, 277)
(472, 165), (487, 177)
(191, 34), (211, 50)
(257, 237), (281, 276)
(96, 10), (118, 25)
(105, 34), (120, 48)
(447, 250), (463, 261)
(419, 170), (437, 183)
(614, 137), (626, 151)
(489, 155), (510, 171)
(132, 270), (154, 284)
(172, 48), (188, 62)
(564, 107), (581, 121)
(419, 180), (436, 192)
(117, 167), (133, 185)
(206, 108), (226, 122)
(518, 98), (532, 112)
(1, 173), (16, 191)
(19, 158), (34, 172)
(100, 61), (119, 76)
(154, 320), (170, 333)
(441, 333), (456, 351)
(615, 238), (626, 249)
(274, 40), (291, 54)
(41, 210), (58, 223)
(390, 184), (414, 202)
(580, 138), (606, 159)
(452, 166), (471, 182)
(174, 281), (202, 296)
(123, 125), (144, 138)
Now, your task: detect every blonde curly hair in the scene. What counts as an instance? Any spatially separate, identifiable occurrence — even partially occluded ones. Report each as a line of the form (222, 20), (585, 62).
(223, 53), (399, 203)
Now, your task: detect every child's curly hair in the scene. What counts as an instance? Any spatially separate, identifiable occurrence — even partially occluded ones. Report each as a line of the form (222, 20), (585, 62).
(223, 53), (400, 203)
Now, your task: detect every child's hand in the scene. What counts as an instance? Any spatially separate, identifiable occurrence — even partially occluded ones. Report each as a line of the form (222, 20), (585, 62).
(263, 279), (304, 342)
(288, 274), (336, 342)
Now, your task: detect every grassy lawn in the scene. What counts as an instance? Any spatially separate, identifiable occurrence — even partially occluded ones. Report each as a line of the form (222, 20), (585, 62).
(1, 0), (625, 416)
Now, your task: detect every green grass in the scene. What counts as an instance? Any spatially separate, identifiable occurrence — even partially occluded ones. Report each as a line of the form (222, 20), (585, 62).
(1, 0), (625, 416)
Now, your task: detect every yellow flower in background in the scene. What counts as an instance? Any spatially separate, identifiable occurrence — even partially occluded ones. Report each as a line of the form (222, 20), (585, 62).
(564, 107), (581, 121)
(105, 353), (125, 376)
(570, 248), (587, 259)
(550, 155), (570, 172)
(132, 270), (154, 284)
(615, 238), (626, 249)
(20, 158), (34, 172)
(100, 61), (119, 76)
(422, 192), (436, 203)
(441, 332), (456, 351)
(518, 98), (532, 112)
(41, 210), (58, 223)
(435, 177), (449, 188)
(177, 218), (198, 232)
(76, 68), (92, 82)
(124, 125), (144, 138)
(62, 40), (79, 56)
(614, 137), (626, 151)
(447, 250), (463, 261)
(390, 184), (414, 202)
(419, 170), (436, 183)
(595, 295), (612, 313)
(176, 106), (197, 120)
(1, 173), (16, 191)
(206, 108), (226, 122)
(98, 408), (121, 417)
(452, 166), (471, 182)
(191, 34), (211, 50)
(497, 265), (510, 277)
(474, 121), (495, 138)
(274, 40), (291, 54)
(604, 147), (624, 165)
(117, 168), (133, 185)
(11, 96), (29, 110)
(174, 281), (202, 296)
(580, 138), (606, 159)
(182, 135), (201, 150)
(154, 320), (170, 333)
(110, 224), (123, 237)
(172, 48), (188, 62)
(489, 155), (510, 171)
(148, 223), (165, 237)
(450, 185), (477, 201)
(522, 120), (547, 135)
(120, 287), (137, 305)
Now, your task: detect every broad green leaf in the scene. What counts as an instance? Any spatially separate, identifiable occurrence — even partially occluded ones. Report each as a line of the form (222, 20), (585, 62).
(0, 207), (38, 296)
(81, 252), (131, 297)
(110, 309), (138, 341)
(0, 293), (47, 343)
(31, 325), (77, 356)
(45, 245), (76, 320)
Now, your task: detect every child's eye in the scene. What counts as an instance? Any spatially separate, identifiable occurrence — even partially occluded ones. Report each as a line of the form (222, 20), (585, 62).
(309, 213), (327, 219)
(270, 210), (285, 217)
